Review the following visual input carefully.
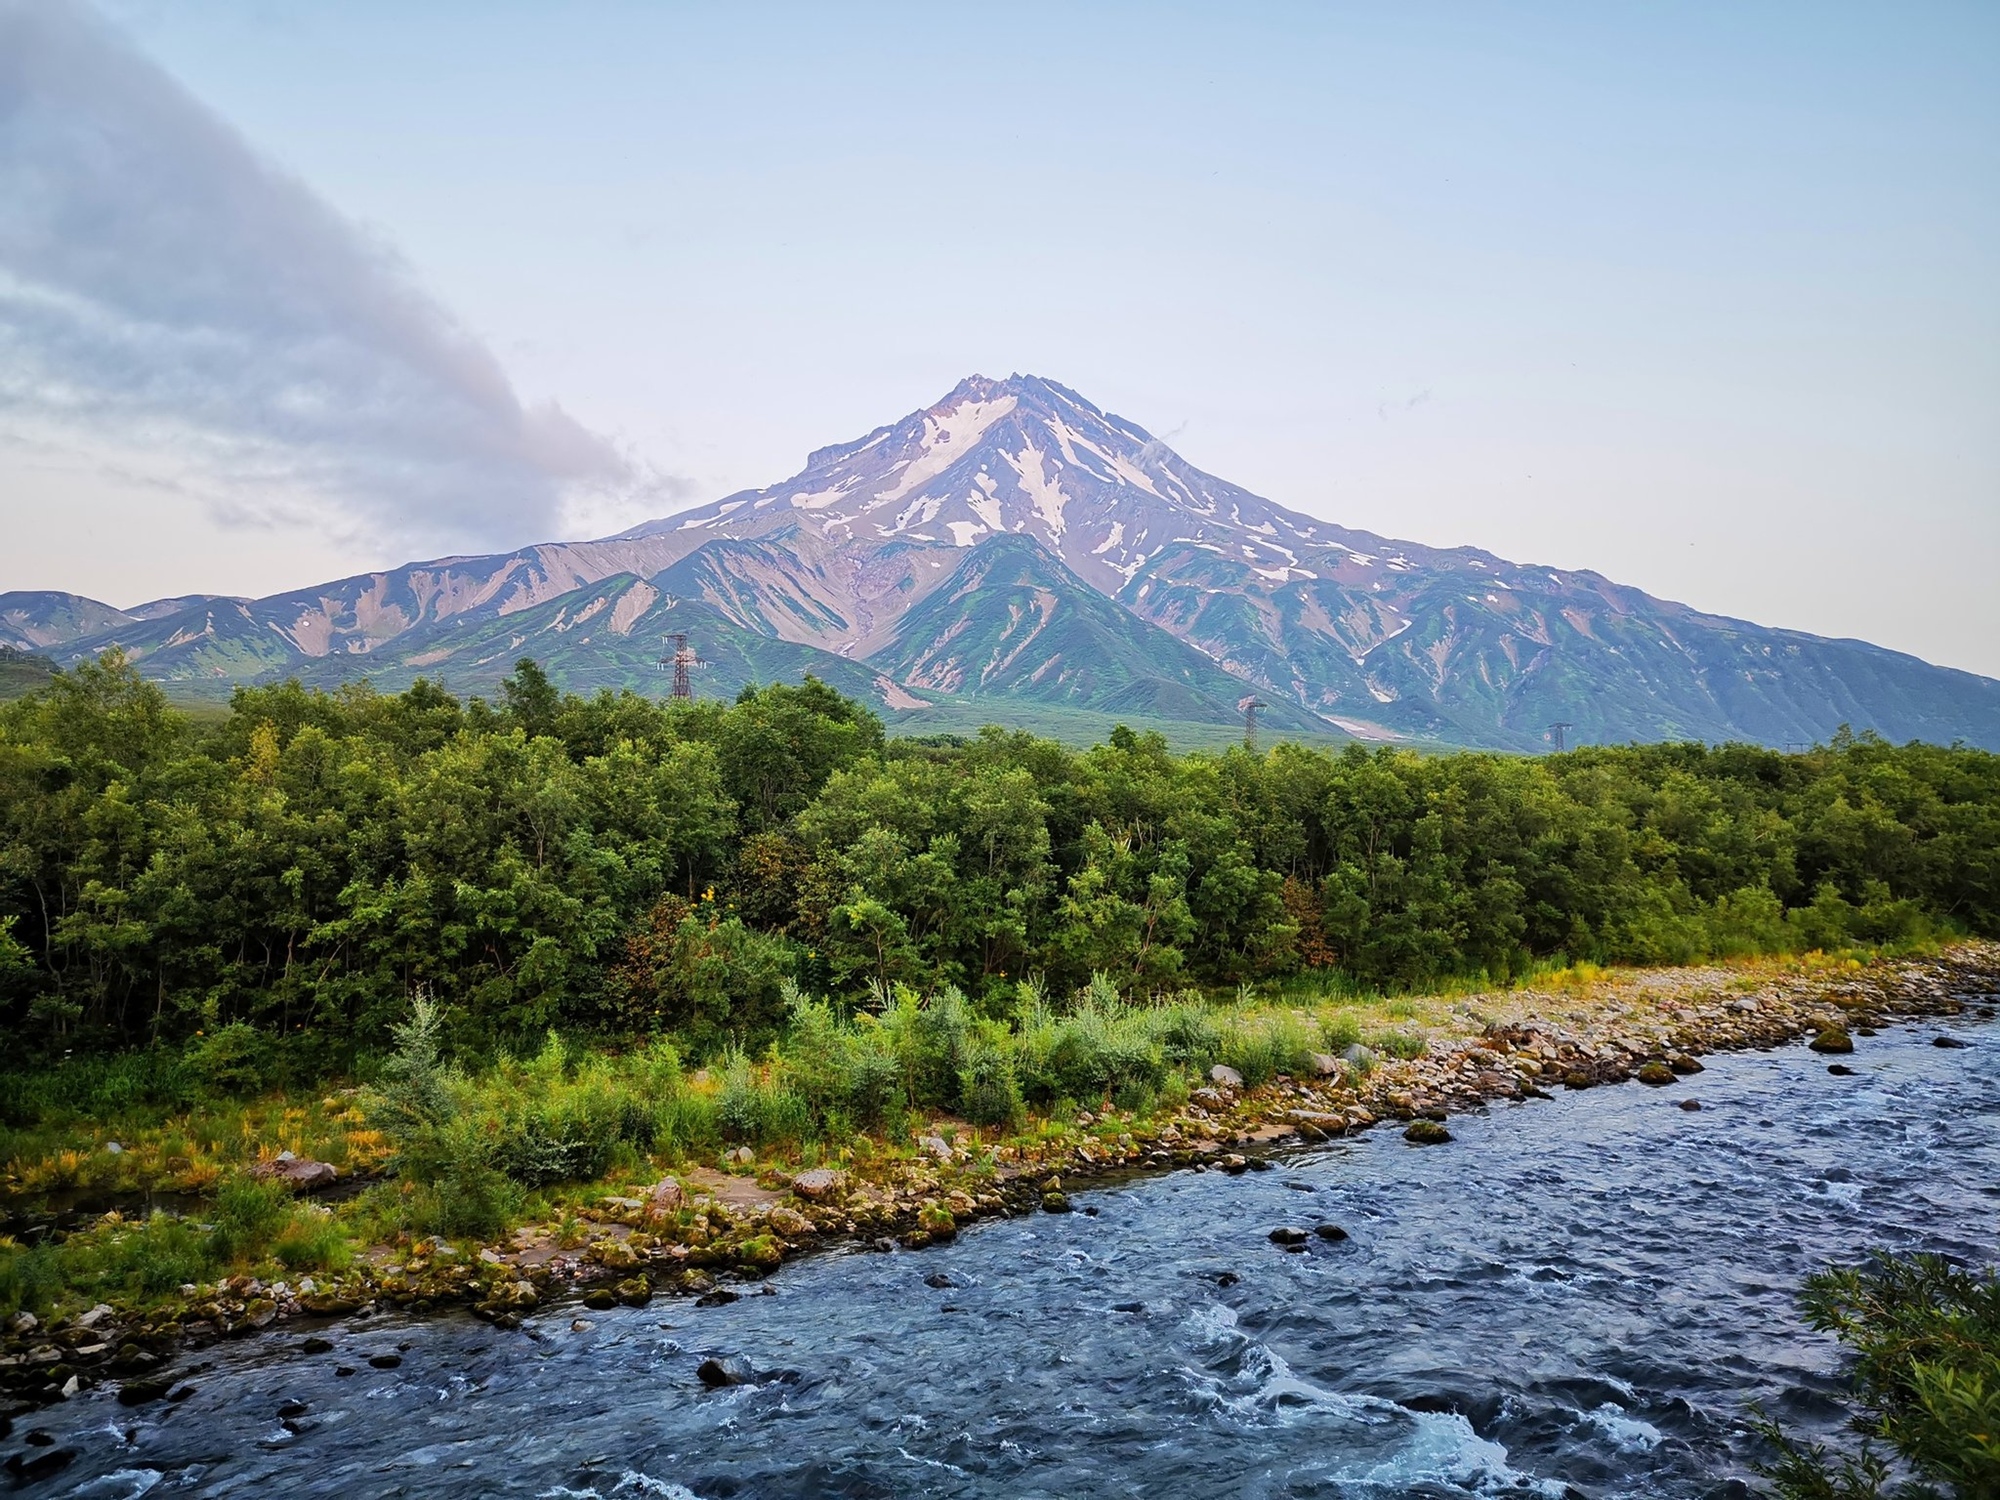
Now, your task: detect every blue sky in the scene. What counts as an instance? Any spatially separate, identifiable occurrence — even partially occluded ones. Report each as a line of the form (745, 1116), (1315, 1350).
(3, 1), (1996, 673)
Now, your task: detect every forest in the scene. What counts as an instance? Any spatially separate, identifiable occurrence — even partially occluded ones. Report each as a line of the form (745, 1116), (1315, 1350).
(3, 650), (1995, 1082)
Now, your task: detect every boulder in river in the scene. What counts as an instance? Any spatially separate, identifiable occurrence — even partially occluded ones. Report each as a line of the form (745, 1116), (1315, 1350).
(1809, 1027), (1854, 1054)
(1042, 1191), (1073, 1213)
(1827, 1063), (1856, 1076)
(1933, 1036), (1970, 1049)
(1314, 1224), (1349, 1242)
(1404, 1120), (1453, 1146)
(1678, 1099), (1702, 1112)
(1267, 1227), (1309, 1245)
(697, 1354), (754, 1388)
(1635, 1061), (1677, 1087)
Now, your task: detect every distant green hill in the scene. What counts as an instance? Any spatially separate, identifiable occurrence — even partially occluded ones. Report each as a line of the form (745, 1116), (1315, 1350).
(0, 647), (56, 700)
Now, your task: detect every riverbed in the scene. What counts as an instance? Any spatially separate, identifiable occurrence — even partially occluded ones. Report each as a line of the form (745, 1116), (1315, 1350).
(18, 1009), (1996, 1498)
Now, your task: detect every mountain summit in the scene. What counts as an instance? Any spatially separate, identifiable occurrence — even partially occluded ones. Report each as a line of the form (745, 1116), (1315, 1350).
(5, 374), (1998, 750)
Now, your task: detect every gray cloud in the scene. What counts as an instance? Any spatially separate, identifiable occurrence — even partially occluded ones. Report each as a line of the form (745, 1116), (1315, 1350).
(0, 0), (631, 553)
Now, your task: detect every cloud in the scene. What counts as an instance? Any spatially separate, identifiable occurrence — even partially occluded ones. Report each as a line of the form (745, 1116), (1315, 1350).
(0, 0), (634, 554)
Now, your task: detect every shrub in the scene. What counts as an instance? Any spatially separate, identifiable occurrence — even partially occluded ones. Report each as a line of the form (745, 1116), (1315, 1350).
(185, 1023), (277, 1098)
(1368, 1027), (1429, 1061)
(1756, 1252), (2000, 1498)
(207, 1176), (293, 1261)
(959, 1038), (1024, 1128)
(405, 1115), (517, 1239)
(272, 1208), (351, 1272)
(0, 1241), (64, 1316)
(1322, 1010), (1363, 1050)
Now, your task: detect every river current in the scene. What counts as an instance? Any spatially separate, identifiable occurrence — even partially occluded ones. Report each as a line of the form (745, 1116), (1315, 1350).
(21, 1009), (1998, 1499)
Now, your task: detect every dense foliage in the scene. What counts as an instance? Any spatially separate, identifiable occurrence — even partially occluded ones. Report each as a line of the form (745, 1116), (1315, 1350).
(1759, 1253), (2000, 1499)
(2, 651), (1995, 1070)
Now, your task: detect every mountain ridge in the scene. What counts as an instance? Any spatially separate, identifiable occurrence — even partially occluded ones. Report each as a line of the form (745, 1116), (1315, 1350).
(5, 372), (1997, 750)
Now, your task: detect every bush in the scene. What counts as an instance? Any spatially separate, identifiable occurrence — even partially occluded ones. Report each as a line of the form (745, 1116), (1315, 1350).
(272, 1208), (351, 1272)
(207, 1176), (293, 1261)
(0, 1241), (64, 1316)
(1757, 1252), (2000, 1498)
(1369, 1027), (1429, 1061)
(1322, 1010), (1363, 1051)
(185, 1022), (278, 1098)
(405, 1115), (517, 1239)
(716, 1048), (812, 1147)
(959, 1039), (1024, 1128)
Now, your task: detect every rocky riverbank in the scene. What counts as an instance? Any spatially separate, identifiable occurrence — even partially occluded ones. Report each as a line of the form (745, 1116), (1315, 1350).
(5, 943), (1995, 1420)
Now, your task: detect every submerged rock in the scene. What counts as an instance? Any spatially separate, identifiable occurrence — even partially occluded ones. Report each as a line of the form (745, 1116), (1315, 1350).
(1933, 1036), (1970, 1049)
(1678, 1099), (1702, 1111)
(697, 1354), (754, 1388)
(1267, 1227), (1309, 1245)
(1314, 1224), (1350, 1242)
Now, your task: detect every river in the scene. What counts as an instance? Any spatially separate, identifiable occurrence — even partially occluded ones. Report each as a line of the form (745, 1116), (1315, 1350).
(20, 1008), (1997, 1498)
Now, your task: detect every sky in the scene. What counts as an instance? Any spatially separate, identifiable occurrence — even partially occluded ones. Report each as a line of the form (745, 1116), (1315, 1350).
(1, 1), (1996, 675)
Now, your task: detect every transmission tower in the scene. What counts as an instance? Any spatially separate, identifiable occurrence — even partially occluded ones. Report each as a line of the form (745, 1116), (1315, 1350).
(658, 633), (706, 701)
(1243, 698), (1268, 751)
(1546, 720), (1574, 753)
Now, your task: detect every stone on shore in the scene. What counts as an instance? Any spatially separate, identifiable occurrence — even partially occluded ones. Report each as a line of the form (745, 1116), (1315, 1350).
(642, 1177), (685, 1225)
(248, 1152), (339, 1194)
(1209, 1064), (1245, 1090)
(791, 1168), (846, 1201)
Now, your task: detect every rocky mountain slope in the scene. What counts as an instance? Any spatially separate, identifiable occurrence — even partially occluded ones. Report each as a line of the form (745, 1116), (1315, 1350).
(6, 374), (1997, 749)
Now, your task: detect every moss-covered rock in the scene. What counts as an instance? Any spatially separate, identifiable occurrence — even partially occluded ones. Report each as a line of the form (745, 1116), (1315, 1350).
(1635, 1061), (1676, 1086)
(1403, 1120), (1452, 1146)
(1809, 1027), (1855, 1054)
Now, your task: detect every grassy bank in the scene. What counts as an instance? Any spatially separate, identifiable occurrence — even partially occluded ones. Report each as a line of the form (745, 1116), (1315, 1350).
(0, 940), (1964, 1334)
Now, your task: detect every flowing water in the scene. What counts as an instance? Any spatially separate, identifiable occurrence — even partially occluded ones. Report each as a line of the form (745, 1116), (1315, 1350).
(18, 1010), (1998, 1499)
